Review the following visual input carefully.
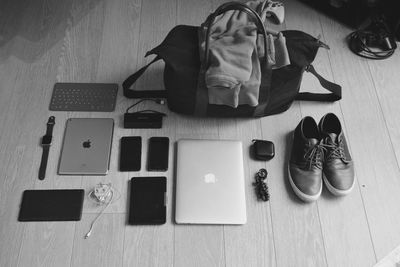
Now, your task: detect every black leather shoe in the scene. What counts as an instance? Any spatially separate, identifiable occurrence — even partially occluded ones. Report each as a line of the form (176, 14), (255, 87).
(319, 113), (355, 196)
(289, 117), (324, 202)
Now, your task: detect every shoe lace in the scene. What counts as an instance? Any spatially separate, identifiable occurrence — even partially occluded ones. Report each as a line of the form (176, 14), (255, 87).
(303, 141), (326, 169)
(323, 138), (345, 161)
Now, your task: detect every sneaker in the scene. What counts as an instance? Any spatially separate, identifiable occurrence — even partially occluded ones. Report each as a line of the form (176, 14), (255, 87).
(319, 113), (355, 196)
(289, 117), (324, 202)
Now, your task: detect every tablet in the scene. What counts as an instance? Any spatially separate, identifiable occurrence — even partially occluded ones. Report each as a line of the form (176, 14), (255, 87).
(129, 177), (166, 225)
(58, 118), (114, 175)
(18, 189), (84, 221)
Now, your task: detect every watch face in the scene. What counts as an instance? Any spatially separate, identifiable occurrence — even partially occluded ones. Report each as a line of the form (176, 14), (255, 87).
(42, 135), (52, 145)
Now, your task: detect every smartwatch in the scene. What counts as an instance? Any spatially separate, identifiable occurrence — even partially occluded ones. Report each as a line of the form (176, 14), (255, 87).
(39, 116), (55, 180)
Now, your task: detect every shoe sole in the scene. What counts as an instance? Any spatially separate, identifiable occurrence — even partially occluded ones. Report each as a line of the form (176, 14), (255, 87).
(322, 173), (355, 196)
(288, 165), (322, 202)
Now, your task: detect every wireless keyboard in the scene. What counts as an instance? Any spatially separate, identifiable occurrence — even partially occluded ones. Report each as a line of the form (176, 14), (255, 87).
(49, 83), (118, 112)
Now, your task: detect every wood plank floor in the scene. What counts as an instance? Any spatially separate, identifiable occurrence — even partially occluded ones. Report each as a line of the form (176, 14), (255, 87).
(1, 0), (400, 266)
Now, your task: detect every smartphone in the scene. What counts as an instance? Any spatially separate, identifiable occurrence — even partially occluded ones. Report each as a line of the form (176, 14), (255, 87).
(120, 136), (142, 171)
(129, 177), (166, 225)
(147, 137), (169, 171)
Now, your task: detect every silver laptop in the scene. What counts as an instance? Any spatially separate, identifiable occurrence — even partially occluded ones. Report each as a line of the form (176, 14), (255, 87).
(58, 118), (114, 175)
(175, 139), (247, 224)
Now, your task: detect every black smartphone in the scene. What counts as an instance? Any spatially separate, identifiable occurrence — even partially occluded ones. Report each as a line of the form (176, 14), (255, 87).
(147, 137), (169, 171)
(129, 177), (166, 225)
(120, 136), (142, 171)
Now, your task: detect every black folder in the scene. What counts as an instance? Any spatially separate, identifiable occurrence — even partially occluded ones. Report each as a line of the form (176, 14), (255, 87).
(18, 189), (84, 221)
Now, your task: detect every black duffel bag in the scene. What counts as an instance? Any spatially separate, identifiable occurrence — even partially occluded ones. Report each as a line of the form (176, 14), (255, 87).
(122, 1), (341, 118)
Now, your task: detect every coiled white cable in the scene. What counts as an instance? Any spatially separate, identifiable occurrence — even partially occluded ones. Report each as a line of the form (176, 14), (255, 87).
(84, 183), (120, 239)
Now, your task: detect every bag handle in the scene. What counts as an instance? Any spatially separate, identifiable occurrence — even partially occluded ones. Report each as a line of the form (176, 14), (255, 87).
(296, 65), (342, 101)
(122, 53), (167, 99)
(202, 1), (278, 66)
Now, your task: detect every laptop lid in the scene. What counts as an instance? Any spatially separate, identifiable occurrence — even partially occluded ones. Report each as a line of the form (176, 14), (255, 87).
(175, 139), (247, 224)
(58, 118), (114, 175)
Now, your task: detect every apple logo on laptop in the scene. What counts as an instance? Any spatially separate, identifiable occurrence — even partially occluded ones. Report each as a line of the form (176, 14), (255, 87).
(204, 173), (217, 183)
(82, 139), (91, 148)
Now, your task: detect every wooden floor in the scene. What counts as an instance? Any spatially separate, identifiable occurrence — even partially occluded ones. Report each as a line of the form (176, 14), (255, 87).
(1, 0), (400, 266)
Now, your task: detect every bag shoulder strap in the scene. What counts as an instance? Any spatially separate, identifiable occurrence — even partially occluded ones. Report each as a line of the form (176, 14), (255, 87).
(122, 54), (167, 99)
(295, 64), (342, 102)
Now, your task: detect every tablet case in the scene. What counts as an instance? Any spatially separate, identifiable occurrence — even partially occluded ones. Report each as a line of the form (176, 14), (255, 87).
(129, 177), (166, 225)
(18, 189), (84, 221)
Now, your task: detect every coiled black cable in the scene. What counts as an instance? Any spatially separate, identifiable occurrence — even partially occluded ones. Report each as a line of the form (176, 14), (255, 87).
(348, 30), (396, 60)
(347, 15), (397, 60)
(253, 168), (270, 202)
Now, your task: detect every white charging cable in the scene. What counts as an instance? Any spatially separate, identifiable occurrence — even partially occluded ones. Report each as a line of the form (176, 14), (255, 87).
(84, 183), (119, 239)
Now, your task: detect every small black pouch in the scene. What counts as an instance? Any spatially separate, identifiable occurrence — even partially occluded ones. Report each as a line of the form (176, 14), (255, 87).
(124, 112), (165, 129)
(252, 139), (275, 161)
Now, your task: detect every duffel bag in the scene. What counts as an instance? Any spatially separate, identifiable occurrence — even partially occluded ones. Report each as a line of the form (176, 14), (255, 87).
(122, 1), (341, 117)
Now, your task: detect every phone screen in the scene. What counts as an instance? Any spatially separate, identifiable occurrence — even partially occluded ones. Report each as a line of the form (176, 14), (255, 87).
(147, 137), (169, 171)
(129, 177), (166, 225)
(120, 136), (141, 171)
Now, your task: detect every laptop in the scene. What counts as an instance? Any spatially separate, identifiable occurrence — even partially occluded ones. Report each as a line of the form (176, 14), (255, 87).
(58, 118), (114, 175)
(175, 139), (247, 224)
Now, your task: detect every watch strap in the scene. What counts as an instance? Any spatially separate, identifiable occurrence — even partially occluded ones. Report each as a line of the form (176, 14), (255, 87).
(46, 116), (55, 135)
(38, 146), (50, 180)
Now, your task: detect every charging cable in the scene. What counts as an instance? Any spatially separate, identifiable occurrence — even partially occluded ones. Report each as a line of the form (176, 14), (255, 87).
(125, 98), (165, 113)
(84, 183), (120, 239)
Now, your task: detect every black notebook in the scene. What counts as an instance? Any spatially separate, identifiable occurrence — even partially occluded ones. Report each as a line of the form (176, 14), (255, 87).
(18, 189), (84, 221)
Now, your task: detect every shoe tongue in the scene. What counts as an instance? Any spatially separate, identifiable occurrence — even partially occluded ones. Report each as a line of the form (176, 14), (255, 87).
(327, 133), (338, 143)
(308, 138), (319, 146)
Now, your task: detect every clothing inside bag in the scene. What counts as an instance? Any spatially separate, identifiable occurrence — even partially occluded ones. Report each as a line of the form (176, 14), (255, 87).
(200, 0), (290, 108)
